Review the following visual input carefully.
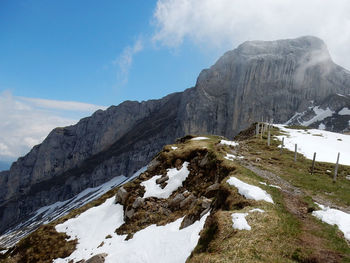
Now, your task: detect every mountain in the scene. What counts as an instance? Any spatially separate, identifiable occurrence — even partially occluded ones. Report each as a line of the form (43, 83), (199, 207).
(2, 127), (350, 262)
(1, 36), (350, 235)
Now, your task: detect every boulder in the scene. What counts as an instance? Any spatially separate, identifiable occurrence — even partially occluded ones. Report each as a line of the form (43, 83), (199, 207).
(180, 194), (196, 209)
(115, 187), (128, 205)
(156, 175), (169, 185)
(204, 183), (221, 197)
(86, 253), (108, 263)
(169, 193), (185, 208)
(132, 197), (144, 209)
(201, 197), (212, 209)
(125, 208), (135, 220)
(199, 153), (209, 168)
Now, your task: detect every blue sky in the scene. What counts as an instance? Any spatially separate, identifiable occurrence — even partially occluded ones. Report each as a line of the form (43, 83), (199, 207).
(1, 0), (350, 166)
(0, 0), (216, 106)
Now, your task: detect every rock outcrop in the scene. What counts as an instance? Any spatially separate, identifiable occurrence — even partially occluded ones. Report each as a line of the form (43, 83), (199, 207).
(286, 93), (350, 132)
(1, 36), (350, 234)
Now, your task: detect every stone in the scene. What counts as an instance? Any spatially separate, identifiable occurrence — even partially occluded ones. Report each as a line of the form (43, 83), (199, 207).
(180, 194), (196, 209)
(86, 253), (108, 263)
(132, 197), (144, 209)
(199, 153), (209, 168)
(125, 208), (135, 220)
(201, 197), (212, 209)
(156, 175), (169, 185)
(115, 187), (128, 205)
(204, 183), (221, 197)
(200, 207), (211, 218)
(169, 193), (185, 208)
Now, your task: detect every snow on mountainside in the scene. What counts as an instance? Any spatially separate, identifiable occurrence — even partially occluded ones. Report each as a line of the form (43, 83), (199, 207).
(275, 125), (350, 165)
(286, 93), (350, 132)
(0, 167), (146, 248)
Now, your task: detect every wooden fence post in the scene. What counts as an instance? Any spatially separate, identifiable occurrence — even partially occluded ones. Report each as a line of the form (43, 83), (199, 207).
(311, 152), (316, 175)
(294, 144), (297, 162)
(333, 152), (340, 182)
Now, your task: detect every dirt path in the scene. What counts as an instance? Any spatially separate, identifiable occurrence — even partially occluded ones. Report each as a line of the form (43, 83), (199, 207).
(240, 161), (346, 262)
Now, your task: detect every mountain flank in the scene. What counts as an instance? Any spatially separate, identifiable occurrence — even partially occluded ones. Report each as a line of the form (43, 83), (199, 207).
(1, 36), (350, 235)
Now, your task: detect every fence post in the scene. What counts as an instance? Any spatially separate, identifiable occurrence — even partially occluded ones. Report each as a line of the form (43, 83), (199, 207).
(267, 130), (271, 146)
(311, 152), (316, 175)
(333, 152), (340, 182)
(256, 123), (259, 136)
(294, 144), (297, 162)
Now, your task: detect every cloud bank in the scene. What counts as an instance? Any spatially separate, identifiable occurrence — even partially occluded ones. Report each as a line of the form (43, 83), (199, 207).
(152, 0), (350, 69)
(0, 91), (106, 164)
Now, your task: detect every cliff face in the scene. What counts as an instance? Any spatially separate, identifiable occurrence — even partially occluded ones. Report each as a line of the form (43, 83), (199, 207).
(1, 36), (350, 234)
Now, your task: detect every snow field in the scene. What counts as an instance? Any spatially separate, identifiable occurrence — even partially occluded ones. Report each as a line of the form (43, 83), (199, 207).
(141, 162), (190, 199)
(54, 197), (209, 263)
(275, 125), (350, 165)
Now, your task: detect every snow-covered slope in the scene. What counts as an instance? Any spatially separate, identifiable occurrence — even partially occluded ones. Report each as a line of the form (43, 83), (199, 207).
(54, 197), (208, 263)
(0, 168), (146, 248)
(285, 93), (350, 133)
(275, 125), (350, 165)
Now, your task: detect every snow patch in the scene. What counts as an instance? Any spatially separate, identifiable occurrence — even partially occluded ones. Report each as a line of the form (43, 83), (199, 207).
(249, 208), (265, 213)
(312, 204), (350, 241)
(224, 153), (244, 161)
(227, 177), (273, 203)
(171, 146), (178, 150)
(259, 182), (281, 189)
(301, 106), (334, 126)
(275, 125), (350, 165)
(191, 137), (209, 141)
(318, 123), (326, 130)
(54, 198), (209, 263)
(231, 213), (250, 230)
(142, 162), (190, 199)
(220, 140), (239, 147)
(339, 107), (350, 115)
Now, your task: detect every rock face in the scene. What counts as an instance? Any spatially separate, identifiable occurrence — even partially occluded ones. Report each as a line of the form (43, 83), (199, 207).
(1, 36), (350, 234)
(286, 93), (350, 132)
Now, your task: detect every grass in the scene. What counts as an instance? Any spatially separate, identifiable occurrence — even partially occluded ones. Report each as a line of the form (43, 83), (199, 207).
(189, 167), (303, 262)
(241, 127), (350, 208)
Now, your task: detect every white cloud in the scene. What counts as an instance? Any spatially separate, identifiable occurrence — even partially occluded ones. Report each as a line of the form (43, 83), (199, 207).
(114, 39), (143, 85)
(152, 0), (350, 69)
(0, 91), (107, 163)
